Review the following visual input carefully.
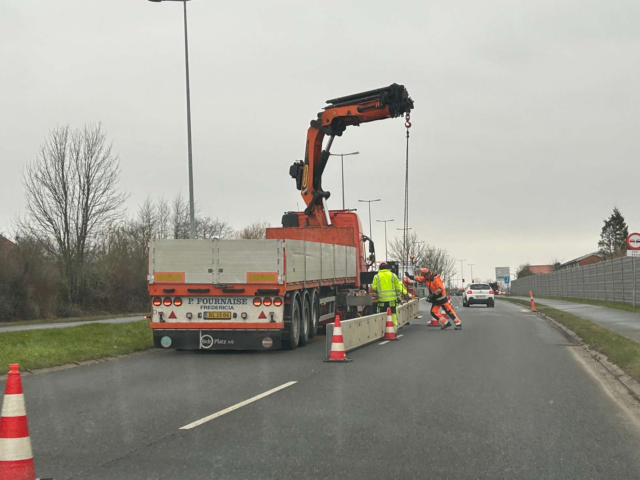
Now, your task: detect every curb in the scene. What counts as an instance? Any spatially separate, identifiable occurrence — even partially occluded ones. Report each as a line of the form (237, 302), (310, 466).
(0, 348), (165, 381)
(536, 310), (640, 402)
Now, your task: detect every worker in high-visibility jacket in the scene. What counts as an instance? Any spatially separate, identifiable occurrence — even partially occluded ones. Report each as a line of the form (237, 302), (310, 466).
(372, 263), (406, 330)
(414, 267), (461, 330)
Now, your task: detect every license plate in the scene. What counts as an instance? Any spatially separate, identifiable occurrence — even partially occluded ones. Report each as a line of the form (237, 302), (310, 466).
(204, 312), (232, 320)
(476, 295), (486, 299)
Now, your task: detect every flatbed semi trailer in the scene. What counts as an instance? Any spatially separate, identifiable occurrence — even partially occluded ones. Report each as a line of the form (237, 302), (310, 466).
(148, 227), (373, 351)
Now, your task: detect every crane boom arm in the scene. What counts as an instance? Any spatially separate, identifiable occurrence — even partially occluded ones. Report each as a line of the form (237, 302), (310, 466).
(290, 83), (414, 226)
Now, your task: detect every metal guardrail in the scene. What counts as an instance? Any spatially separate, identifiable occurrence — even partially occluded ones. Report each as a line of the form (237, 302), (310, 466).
(511, 257), (639, 307)
(325, 299), (420, 358)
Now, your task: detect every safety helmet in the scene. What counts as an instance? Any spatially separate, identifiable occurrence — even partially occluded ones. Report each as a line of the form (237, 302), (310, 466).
(379, 262), (389, 270)
(421, 267), (429, 275)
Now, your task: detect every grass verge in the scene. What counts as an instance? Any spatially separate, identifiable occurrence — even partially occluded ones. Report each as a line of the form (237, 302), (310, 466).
(1, 312), (146, 328)
(0, 320), (153, 375)
(502, 297), (640, 383)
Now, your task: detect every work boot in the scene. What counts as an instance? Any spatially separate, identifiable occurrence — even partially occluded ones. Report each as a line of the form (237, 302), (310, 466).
(455, 323), (462, 330)
(441, 321), (451, 330)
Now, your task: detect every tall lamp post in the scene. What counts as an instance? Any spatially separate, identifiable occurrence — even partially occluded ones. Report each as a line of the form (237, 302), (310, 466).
(358, 199), (380, 241)
(329, 151), (359, 209)
(148, 0), (196, 239)
(468, 263), (476, 282)
(376, 219), (394, 261)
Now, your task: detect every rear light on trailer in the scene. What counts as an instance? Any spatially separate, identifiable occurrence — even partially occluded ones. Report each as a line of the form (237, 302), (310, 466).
(253, 297), (262, 307)
(163, 297), (172, 306)
(263, 297), (272, 307)
(489, 290), (494, 294)
(173, 297), (183, 306)
(153, 297), (162, 306)
(273, 297), (283, 307)
(467, 290), (473, 294)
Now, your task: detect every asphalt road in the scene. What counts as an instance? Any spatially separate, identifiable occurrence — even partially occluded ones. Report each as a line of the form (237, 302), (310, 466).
(511, 295), (640, 342)
(4, 299), (640, 479)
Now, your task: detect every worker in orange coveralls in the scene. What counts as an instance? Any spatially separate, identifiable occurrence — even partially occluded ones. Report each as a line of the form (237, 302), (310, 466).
(414, 268), (462, 330)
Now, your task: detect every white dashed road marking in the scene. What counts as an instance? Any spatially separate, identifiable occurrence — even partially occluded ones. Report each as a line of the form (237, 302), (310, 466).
(180, 381), (298, 430)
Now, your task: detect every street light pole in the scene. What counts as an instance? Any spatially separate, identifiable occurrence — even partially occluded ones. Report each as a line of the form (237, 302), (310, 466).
(148, 0), (196, 239)
(376, 219), (394, 261)
(468, 263), (475, 281)
(330, 151), (359, 209)
(459, 259), (466, 288)
(358, 199), (380, 241)
(182, 0), (195, 239)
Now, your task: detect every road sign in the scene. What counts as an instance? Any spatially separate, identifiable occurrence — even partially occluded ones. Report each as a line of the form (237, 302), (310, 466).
(504, 276), (510, 284)
(627, 233), (640, 250)
(495, 267), (510, 279)
(628, 250), (640, 258)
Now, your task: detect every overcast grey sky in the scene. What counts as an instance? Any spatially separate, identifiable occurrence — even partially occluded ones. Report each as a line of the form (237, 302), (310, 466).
(1, 0), (639, 281)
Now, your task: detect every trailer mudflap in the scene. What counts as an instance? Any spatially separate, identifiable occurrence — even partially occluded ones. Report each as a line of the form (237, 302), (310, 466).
(153, 329), (282, 351)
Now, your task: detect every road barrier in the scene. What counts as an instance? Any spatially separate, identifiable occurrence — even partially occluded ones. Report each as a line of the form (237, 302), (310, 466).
(511, 256), (639, 307)
(325, 299), (419, 359)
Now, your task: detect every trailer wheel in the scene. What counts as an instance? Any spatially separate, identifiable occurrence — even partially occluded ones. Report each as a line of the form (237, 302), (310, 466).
(298, 291), (311, 347)
(309, 291), (320, 338)
(282, 293), (301, 351)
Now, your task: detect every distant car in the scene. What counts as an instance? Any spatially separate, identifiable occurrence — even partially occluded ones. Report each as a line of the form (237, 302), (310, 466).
(455, 289), (464, 296)
(463, 283), (495, 307)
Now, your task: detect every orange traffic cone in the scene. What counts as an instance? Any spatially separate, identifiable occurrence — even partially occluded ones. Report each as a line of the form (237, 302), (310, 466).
(324, 315), (352, 363)
(383, 308), (398, 340)
(428, 317), (440, 327)
(428, 307), (443, 327)
(0, 364), (36, 480)
(530, 290), (536, 312)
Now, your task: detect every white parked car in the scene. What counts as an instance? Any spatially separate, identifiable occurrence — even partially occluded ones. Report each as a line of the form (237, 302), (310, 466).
(462, 283), (495, 308)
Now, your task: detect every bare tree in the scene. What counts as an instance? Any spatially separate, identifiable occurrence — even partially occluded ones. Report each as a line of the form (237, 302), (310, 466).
(235, 221), (271, 239)
(197, 216), (234, 239)
(550, 258), (563, 271)
(388, 232), (457, 281)
(170, 193), (190, 239)
(137, 197), (157, 248)
(156, 197), (171, 240)
(19, 125), (128, 304)
(517, 263), (534, 278)
(124, 197), (157, 260)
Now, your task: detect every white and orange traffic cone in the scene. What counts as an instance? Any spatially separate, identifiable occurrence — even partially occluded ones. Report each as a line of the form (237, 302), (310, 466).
(428, 307), (444, 327)
(324, 315), (352, 363)
(530, 290), (536, 312)
(383, 308), (399, 340)
(0, 364), (37, 480)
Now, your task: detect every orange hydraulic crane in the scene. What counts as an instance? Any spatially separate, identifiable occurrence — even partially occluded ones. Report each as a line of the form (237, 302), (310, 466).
(289, 84), (414, 227)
